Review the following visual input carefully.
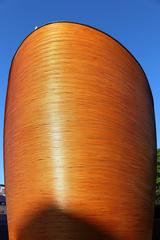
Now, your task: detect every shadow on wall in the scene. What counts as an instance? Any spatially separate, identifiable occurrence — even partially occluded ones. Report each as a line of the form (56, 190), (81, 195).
(17, 204), (118, 240)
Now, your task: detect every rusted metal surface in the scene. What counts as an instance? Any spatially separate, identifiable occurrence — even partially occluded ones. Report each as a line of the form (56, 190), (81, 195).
(4, 22), (156, 240)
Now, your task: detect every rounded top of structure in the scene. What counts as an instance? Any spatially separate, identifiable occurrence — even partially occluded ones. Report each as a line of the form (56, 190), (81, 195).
(13, 22), (144, 69)
(10, 21), (153, 102)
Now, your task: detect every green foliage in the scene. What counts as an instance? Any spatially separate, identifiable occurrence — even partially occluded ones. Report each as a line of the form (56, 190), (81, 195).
(156, 149), (160, 204)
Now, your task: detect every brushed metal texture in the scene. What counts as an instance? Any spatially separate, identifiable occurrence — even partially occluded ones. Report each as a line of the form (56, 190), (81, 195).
(4, 22), (156, 240)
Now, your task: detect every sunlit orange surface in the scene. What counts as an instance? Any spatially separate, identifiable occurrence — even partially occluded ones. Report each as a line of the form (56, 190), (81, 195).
(4, 22), (156, 240)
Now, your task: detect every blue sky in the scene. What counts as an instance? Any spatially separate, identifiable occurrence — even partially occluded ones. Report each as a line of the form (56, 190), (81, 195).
(0, 0), (160, 183)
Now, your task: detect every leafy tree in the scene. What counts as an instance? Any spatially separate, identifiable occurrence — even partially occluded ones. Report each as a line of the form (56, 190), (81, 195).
(156, 149), (160, 204)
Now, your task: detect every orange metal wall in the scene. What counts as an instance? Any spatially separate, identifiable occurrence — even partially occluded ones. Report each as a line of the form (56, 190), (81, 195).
(4, 22), (156, 240)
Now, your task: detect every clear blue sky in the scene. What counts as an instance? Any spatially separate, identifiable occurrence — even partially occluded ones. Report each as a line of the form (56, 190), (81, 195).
(0, 0), (160, 183)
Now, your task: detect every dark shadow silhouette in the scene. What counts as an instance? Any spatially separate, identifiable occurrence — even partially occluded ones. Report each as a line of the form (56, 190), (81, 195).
(0, 214), (9, 240)
(17, 204), (119, 240)
(152, 205), (160, 240)
(0, 225), (8, 240)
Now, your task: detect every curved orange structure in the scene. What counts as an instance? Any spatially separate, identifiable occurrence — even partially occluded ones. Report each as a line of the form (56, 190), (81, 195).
(4, 22), (156, 240)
